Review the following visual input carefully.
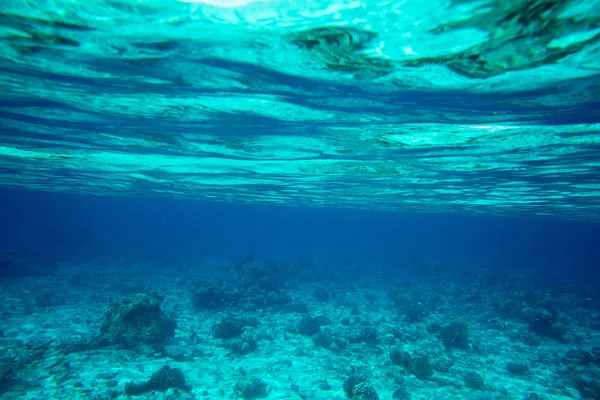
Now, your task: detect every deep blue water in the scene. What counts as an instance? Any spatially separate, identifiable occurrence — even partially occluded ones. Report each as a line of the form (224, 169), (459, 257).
(2, 188), (599, 289)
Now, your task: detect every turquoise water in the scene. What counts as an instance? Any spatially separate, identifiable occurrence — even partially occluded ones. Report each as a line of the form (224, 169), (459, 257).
(3, 3), (600, 399)
(1, 0), (599, 220)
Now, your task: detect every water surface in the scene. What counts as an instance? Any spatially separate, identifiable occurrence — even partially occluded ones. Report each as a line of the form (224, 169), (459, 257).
(1, 0), (599, 219)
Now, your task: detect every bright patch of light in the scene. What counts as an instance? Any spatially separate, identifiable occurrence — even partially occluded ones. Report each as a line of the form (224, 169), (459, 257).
(402, 45), (417, 55)
(178, 0), (268, 7)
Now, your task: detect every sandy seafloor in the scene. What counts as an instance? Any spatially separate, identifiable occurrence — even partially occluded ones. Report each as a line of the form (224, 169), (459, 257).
(1, 260), (599, 400)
